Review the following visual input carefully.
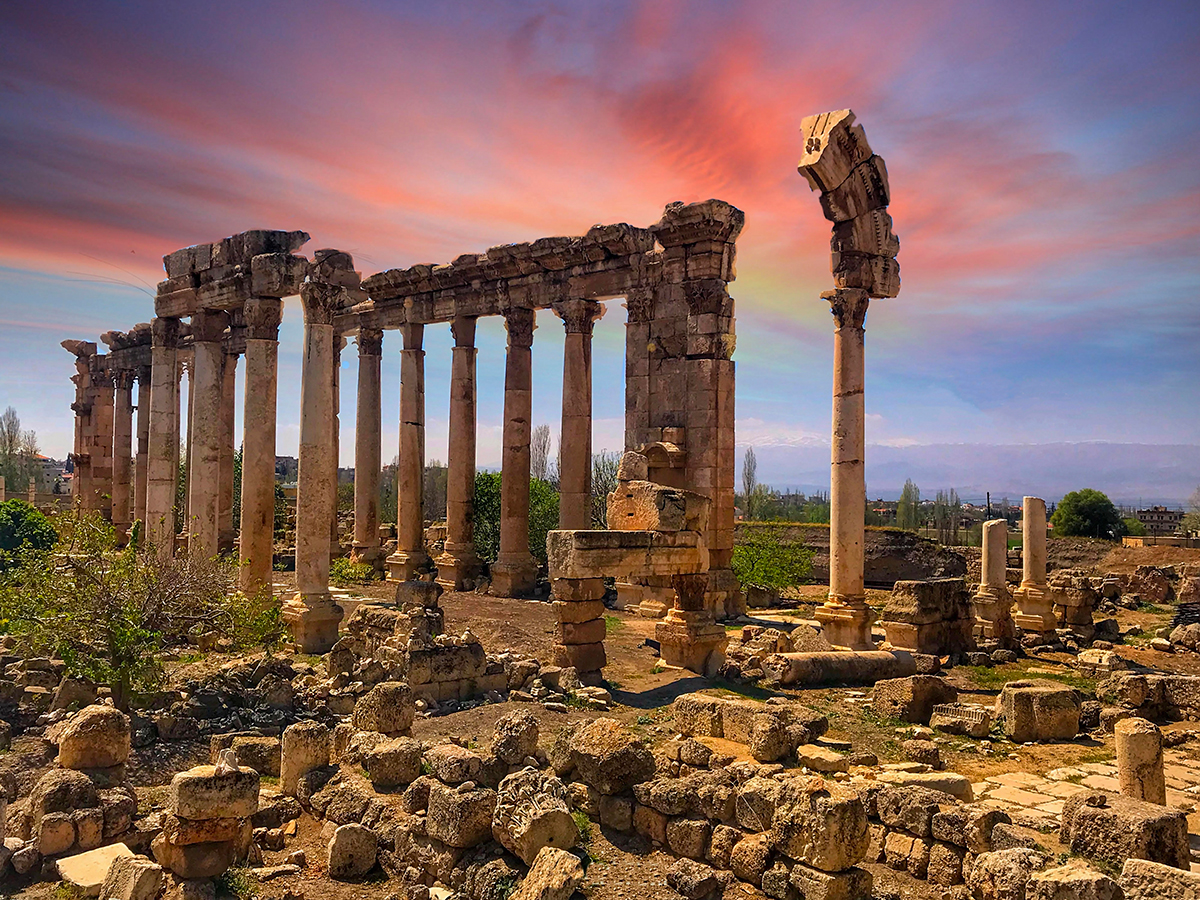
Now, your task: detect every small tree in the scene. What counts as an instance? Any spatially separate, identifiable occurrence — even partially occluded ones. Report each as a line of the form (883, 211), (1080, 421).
(741, 447), (758, 519)
(896, 479), (921, 531)
(1050, 488), (1125, 539)
(0, 499), (56, 567)
(530, 425), (553, 483)
(470, 472), (559, 567)
(731, 526), (813, 592)
(1123, 517), (1147, 537)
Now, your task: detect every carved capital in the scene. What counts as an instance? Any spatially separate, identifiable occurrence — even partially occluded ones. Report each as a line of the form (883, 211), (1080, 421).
(504, 307), (535, 350)
(450, 316), (477, 349)
(356, 327), (383, 356)
(624, 288), (654, 324)
(553, 298), (605, 335)
(824, 288), (870, 330)
(152, 316), (180, 349)
(299, 282), (345, 326)
(684, 279), (730, 317)
(243, 297), (283, 341)
(191, 309), (228, 343)
(113, 369), (136, 392)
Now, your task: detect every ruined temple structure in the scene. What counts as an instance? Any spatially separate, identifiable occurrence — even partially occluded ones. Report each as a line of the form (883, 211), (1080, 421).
(797, 109), (900, 650)
(65, 200), (746, 653)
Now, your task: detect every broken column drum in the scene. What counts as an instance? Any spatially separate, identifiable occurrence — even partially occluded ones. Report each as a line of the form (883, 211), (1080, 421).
(1013, 496), (1056, 633)
(973, 518), (1016, 645)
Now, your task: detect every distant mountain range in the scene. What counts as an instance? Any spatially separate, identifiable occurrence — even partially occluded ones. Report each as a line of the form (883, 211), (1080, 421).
(743, 442), (1200, 507)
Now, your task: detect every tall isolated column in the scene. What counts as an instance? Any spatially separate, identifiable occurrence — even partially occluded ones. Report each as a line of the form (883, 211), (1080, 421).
(492, 307), (538, 597)
(218, 347), (239, 551)
(282, 282), (344, 652)
(134, 364), (151, 527)
(330, 335), (345, 557)
(973, 518), (1015, 645)
(145, 317), (181, 555)
(1013, 496), (1056, 633)
(239, 297), (283, 598)
(436, 317), (482, 590)
(554, 298), (604, 530)
(387, 323), (430, 581)
(352, 328), (383, 564)
(814, 288), (874, 650)
(187, 310), (227, 559)
(111, 369), (135, 538)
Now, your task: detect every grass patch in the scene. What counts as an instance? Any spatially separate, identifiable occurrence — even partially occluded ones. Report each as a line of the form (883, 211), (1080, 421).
(604, 615), (623, 635)
(710, 679), (774, 701)
(54, 885), (85, 900)
(215, 868), (258, 900)
(1075, 747), (1115, 764)
(572, 809), (593, 843)
(176, 651), (206, 664)
(960, 662), (1098, 695)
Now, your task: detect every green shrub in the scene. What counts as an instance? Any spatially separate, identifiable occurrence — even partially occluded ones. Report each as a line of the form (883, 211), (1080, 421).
(330, 557), (376, 587)
(731, 525), (812, 590)
(472, 471), (559, 566)
(0, 499), (56, 567)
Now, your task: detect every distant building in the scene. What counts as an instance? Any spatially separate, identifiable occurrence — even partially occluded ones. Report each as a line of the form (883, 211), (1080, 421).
(1136, 505), (1183, 535)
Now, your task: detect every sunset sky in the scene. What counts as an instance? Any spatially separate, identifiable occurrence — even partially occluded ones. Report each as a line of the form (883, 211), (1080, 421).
(1, 1), (1197, 488)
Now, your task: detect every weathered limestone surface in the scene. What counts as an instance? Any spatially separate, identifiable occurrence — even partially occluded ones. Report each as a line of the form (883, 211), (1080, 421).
(493, 308), (538, 597)
(974, 518), (1016, 645)
(555, 298), (604, 530)
(186, 309), (227, 559)
(1000, 680), (1080, 742)
(239, 297), (282, 595)
(1120, 857), (1200, 900)
(879, 578), (974, 656)
(388, 322), (430, 581)
(1014, 497), (1056, 633)
(352, 327), (383, 562)
(1061, 790), (1188, 869)
(436, 317), (482, 590)
(1115, 717), (1166, 805)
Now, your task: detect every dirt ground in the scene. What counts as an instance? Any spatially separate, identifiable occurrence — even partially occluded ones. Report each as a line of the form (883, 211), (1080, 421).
(1096, 544), (1200, 575)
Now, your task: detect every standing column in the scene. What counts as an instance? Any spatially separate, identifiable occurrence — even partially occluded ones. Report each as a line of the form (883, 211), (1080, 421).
(134, 364), (151, 527)
(1013, 496), (1056, 633)
(281, 283), (344, 652)
(554, 298), (604, 530)
(814, 288), (874, 650)
(111, 369), (135, 539)
(218, 346), (239, 552)
(240, 298), (283, 597)
(27, 478), (36, 504)
(1115, 718), (1166, 805)
(0, 477), (4, 502)
(436, 317), (483, 590)
(492, 308), (538, 597)
(973, 519), (1016, 645)
(90, 364), (115, 521)
(387, 323), (430, 581)
(187, 310), (226, 558)
(330, 336), (345, 558)
(352, 328), (383, 564)
(145, 317), (181, 555)
(184, 354), (196, 530)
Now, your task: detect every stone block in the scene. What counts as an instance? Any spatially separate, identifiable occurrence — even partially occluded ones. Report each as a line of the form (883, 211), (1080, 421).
(557, 618), (606, 645)
(598, 794), (633, 832)
(666, 858), (720, 899)
(426, 782), (496, 848)
(872, 676), (958, 724)
(150, 833), (236, 879)
(492, 769), (577, 865)
(606, 480), (709, 533)
(771, 781), (868, 871)
(797, 109), (874, 193)
(819, 156), (890, 222)
(1061, 791), (1188, 869)
(98, 853), (163, 900)
(352, 681), (415, 735)
(967, 849), (1047, 900)
(1000, 681), (1080, 743)
(280, 721), (329, 797)
(327, 822), (377, 880)
(425, 744), (484, 785)
(568, 718), (655, 795)
(788, 862), (873, 900)
(511, 846), (585, 900)
(1028, 860), (1121, 900)
(633, 803), (668, 844)
(39, 812), (76, 855)
(874, 770), (973, 802)
(932, 806), (1010, 852)
(169, 765), (259, 820)
(929, 702), (993, 738)
(230, 736), (281, 777)
(730, 832), (771, 886)
(162, 815), (244, 846)
(1120, 857), (1200, 900)
(31, 769), (98, 823)
(57, 705), (131, 770)
(552, 599), (606, 624)
(928, 841), (965, 886)
(877, 785), (960, 838)
(73, 807), (105, 850)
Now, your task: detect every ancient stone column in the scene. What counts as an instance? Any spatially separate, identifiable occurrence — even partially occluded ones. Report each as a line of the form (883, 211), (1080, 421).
(89, 364), (115, 521)
(111, 369), (135, 538)
(1115, 717), (1166, 805)
(974, 518), (1016, 645)
(27, 478), (35, 504)
(239, 298), (283, 598)
(814, 288), (874, 650)
(281, 283), (344, 652)
(386, 322), (430, 581)
(218, 346), (239, 552)
(492, 307), (538, 597)
(1013, 496), (1056, 633)
(330, 335), (345, 558)
(436, 317), (482, 590)
(186, 310), (227, 559)
(352, 328), (383, 564)
(184, 354), (195, 529)
(146, 317), (181, 555)
(554, 298), (604, 530)
(0, 476), (5, 502)
(134, 364), (151, 527)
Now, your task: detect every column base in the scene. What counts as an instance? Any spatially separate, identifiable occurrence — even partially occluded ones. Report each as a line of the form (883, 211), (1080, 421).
(386, 549), (432, 583)
(351, 542), (386, 573)
(815, 598), (876, 651)
(491, 554), (538, 598)
(1013, 582), (1056, 633)
(972, 586), (1017, 645)
(281, 594), (344, 654)
(655, 609), (728, 675)
(434, 545), (483, 592)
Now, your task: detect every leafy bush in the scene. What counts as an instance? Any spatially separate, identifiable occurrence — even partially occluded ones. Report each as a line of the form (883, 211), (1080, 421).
(1123, 517), (1147, 537)
(471, 471), (559, 567)
(0, 499), (56, 566)
(0, 510), (280, 708)
(330, 557), (376, 586)
(731, 525), (813, 591)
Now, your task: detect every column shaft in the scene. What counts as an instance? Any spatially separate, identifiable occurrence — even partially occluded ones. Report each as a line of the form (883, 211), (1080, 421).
(134, 366), (151, 526)
(239, 298), (282, 597)
(555, 299), (603, 530)
(492, 308), (538, 597)
(187, 310), (227, 558)
(111, 370), (135, 536)
(815, 289), (874, 650)
(436, 318), (482, 590)
(352, 329), (383, 556)
(1013, 495), (1055, 632)
(218, 349), (238, 551)
(387, 323), (430, 581)
(145, 318), (180, 555)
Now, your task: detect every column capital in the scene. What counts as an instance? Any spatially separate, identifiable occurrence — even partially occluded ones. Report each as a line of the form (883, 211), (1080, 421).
(823, 288), (870, 330)
(152, 316), (180, 348)
(624, 288), (654, 324)
(684, 279), (730, 317)
(299, 282), (345, 325)
(504, 307), (536, 349)
(191, 309), (228, 342)
(113, 369), (136, 391)
(553, 298), (605, 334)
(244, 297), (283, 341)
(356, 327), (383, 356)
(400, 322), (424, 351)
(450, 316), (477, 348)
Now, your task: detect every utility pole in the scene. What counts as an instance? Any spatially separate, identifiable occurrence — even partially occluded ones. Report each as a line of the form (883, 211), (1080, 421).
(986, 491), (992, 519)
